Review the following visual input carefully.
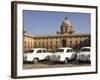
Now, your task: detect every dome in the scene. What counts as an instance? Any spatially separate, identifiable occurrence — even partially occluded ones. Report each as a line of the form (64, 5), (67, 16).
(60, 17), (74, 34)
(63, 17), (72, 27)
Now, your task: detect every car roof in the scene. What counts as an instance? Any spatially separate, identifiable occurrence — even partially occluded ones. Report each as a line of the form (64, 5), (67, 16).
(81, 47), (91, 49)
(58, 47), (73, 50)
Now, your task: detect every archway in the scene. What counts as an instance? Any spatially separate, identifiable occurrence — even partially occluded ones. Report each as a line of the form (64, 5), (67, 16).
(62, 39), (66, 47)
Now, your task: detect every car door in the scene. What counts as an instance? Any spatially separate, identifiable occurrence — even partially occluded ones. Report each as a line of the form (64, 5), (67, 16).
(42, 50), (50, 59)
(66, 49), (73, 58)
(36, 49), (44, 60)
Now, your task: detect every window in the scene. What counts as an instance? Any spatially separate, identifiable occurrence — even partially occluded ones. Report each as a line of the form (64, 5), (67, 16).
(37, 50), (42, 53)
(76, 40), (77, 44)
(43, 42), (44, 48)
(51, 41), (52, 49)
(71, 49), (73, 52)
(55, 49), (64, 53)
(66, 49), (71, 53)
(66, 49), (73, 53)
(70, 41), (72, 44)
(39, 42), (40, 46)
(56, 41), (58, 48)
(81, 48), (90, 52)
(24, 41), (26, 45)
(43, 50), (47, 53)
(35, 42), (37, 46)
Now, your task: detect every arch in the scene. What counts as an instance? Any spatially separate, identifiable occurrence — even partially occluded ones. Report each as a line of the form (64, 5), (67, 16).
(62, 39), (66, 47)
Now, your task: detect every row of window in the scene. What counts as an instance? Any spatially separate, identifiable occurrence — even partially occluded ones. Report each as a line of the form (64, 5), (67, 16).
(24, 36), (89, 45)
(24, 37), (90, 50)
(34, 37), (89, 41)
(34, 39), (90, 46)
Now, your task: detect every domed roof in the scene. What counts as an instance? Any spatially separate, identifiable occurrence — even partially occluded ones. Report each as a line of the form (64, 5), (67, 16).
(63, 17), (72, 27)
(60, 17), (74, 34)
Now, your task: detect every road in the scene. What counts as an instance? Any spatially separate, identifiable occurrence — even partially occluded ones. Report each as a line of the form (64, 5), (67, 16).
(23, 60), (90, 69)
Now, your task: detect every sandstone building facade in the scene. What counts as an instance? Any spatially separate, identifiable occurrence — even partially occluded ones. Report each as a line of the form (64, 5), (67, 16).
(24, 17), (90, 51)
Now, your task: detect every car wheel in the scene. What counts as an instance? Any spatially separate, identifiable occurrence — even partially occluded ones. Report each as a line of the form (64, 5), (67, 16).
(64, 58), (69, 64)
(33, 58), (39, 64)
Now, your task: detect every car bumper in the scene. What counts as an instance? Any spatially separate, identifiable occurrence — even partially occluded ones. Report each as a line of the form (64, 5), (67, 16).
(77, 55), (90, 61)
(23, 56), (32, 62)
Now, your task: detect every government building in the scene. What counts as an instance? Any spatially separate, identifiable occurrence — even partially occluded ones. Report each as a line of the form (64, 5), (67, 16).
(24, 17), (90, 52)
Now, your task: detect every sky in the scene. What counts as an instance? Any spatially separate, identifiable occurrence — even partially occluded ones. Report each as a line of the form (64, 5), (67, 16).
(23, 10), (91, 35)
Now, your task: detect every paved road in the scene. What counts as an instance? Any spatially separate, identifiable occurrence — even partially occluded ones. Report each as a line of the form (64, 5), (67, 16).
(23, 60), (90, 69)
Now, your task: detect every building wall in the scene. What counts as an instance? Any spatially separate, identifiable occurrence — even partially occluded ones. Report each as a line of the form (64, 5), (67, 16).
(32, 34), (90, 51)
(24, 35), (34, 51)
(24, 33), (90, 52)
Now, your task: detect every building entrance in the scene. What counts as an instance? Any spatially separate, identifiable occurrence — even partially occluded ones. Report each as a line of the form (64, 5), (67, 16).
(62, 39), (66, 47)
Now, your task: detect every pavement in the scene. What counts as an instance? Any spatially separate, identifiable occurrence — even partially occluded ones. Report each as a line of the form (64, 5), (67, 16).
(23, 60), (90, 69)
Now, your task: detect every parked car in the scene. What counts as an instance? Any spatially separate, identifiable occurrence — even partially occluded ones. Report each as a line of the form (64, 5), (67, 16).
(23, 48), (52, 64)
(76, 47), (91, 63)
(49, 47), (77, 64)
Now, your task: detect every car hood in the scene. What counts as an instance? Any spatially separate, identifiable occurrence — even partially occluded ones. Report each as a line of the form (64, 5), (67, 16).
(52, 52), (63, 56)
(24, 53), (32, 56)
(78, 52), (90, 56)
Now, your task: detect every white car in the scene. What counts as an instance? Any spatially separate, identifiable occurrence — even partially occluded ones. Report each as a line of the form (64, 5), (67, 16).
(23, 48), (52, 64)
(76, 47), (91, 62)
(49, 47), (77, 64)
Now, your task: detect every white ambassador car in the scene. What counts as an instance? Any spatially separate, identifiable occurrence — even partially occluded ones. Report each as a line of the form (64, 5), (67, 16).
(23, 48), (52, 64)
(49, 47), (77, 64)
(76, 47), (91, 63)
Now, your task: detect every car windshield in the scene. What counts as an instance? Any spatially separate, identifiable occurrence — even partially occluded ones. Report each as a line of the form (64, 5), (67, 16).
(24, 50), (34, 53)
(43, 50), (48, 53)
(81, 48), (90, 52)
(55, 49), (64, 53)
